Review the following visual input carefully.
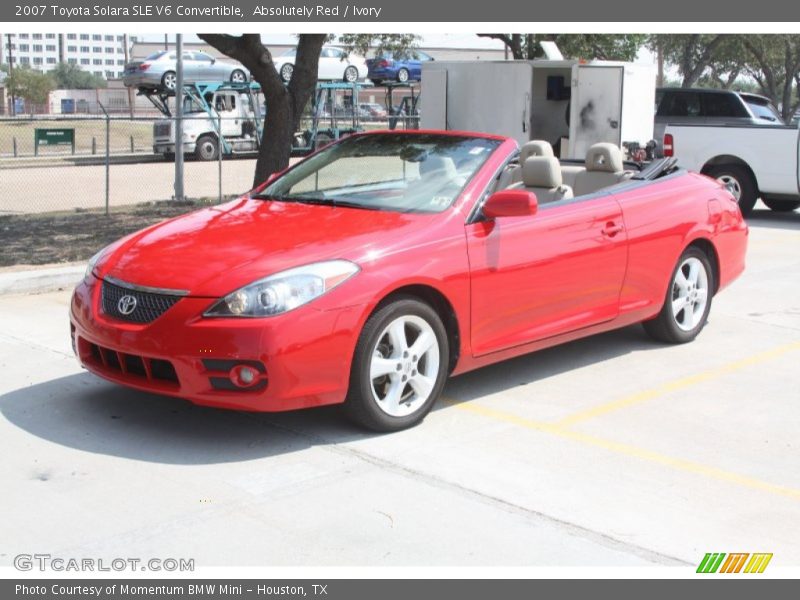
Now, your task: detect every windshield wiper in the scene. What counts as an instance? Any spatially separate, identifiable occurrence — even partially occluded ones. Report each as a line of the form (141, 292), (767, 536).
(250, 194), (379, 210)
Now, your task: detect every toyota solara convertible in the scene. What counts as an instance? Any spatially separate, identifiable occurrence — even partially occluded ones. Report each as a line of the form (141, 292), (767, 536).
(70, 130), (748, 431)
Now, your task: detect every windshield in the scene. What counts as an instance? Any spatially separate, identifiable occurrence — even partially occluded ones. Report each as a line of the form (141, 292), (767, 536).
(743, 96), (783, 123)
(256, 133), (501, 213)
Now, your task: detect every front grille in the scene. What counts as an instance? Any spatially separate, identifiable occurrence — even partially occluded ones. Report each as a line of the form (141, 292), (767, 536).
(154, 122), (171, 138)
(101, 279), (181, 324)
(83, 339), (180, 388)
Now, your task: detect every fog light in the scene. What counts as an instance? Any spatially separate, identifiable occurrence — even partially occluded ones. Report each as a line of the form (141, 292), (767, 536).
(230, 364), (259, 388)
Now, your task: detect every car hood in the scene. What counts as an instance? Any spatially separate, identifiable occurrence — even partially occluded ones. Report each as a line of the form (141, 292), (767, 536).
(99, 197), (438, 297)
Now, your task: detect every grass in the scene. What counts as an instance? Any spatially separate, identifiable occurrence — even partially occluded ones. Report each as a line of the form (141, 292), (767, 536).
(0, 118), (154, 158)
(0, 199), (218, 267)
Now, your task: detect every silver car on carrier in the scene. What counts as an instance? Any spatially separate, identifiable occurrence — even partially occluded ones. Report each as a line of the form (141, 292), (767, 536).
(123, 50), (249, 91)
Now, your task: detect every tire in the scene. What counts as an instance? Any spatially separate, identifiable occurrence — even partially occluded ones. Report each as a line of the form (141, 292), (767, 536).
(396, 68), (410, 83)
(343, 66), (359, 83)
(707, 165), (757, 217)
(643, 247), (714, 344)
(314, 132), (334, 151)
(279, 63), (293, 83)
(195, 134), (219, 161)
(344, 296), (450, 432)
(230, 69), (247, 84)
(161, 70), (177, 91)
(762, 198), (800, 212)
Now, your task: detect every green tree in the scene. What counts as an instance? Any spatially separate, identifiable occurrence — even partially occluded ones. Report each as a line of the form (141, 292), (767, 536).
(477, 34), (646, 61)
(742, 35), (800, 121)
(5, 66), (54, 106)
(648, 34), (747, 89)
(50, 62), (107, 89)
(198, 34), (418, 186)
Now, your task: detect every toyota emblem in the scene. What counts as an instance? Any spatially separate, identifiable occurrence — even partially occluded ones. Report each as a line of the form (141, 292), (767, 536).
(117, 295), (138, 315)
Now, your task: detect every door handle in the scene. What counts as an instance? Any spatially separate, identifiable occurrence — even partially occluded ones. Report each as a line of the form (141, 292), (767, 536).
(601, 222), (624, 237)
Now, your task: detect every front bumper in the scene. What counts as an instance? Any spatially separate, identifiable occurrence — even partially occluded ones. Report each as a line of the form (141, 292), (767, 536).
(153, 141), (197, 155)
(70, 275), (363, 412)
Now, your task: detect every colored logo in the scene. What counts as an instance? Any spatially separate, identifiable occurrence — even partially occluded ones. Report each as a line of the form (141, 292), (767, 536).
(117, 295), (138, 316)
(697, 553), (773, 574)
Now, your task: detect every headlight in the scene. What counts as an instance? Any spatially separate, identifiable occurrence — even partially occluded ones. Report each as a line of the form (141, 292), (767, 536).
(84, 247), (108, 282)
(204, 260), (360, 318)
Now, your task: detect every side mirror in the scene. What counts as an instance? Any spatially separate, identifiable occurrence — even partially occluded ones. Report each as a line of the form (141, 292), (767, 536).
(482, 189), (538, 218)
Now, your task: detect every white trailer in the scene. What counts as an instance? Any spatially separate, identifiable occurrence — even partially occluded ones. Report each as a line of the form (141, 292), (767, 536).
(421, 59), (656, 160)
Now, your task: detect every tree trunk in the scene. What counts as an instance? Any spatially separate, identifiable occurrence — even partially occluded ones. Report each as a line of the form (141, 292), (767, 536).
(253, 94), (294, 186)
(198, 34), (325, 187)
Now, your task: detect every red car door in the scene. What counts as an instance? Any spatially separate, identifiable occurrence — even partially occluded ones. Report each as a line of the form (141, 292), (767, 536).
(466, 195), (628, 357)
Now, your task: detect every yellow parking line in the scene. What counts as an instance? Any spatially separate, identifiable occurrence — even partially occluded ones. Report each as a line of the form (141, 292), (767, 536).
(556, 340), (800, 428)
(444, 399), (800, 501)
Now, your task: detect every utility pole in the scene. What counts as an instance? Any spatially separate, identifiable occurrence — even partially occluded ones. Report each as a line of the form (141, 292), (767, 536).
(6, 34), (15, 115)
(58, 33), (65, 64)
(164, 34), (168, 51)
(174, 34), (185, 202)
(124, 33), (133, 117)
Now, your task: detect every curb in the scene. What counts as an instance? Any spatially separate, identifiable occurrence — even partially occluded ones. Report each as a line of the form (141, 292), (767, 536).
(0, 264), (84, 296)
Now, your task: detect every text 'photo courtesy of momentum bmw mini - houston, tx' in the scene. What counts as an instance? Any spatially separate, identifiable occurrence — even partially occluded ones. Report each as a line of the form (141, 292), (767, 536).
(70, 131), (748, 432)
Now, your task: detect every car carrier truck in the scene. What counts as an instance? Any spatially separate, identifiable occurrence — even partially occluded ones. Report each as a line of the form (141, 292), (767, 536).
(143, 81), (367, 161)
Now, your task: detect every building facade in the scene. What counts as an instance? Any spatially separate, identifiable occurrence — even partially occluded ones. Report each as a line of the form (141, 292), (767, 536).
(0, 33), (139, 79)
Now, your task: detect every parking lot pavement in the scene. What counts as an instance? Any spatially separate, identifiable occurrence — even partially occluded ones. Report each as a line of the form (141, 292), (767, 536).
(1, 209), (798, 567)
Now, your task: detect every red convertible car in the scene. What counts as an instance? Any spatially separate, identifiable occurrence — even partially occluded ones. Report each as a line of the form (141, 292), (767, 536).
(70, 131), (748, 431)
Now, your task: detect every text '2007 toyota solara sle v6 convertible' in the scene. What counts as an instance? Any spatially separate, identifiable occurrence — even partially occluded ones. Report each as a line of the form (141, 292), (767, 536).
(70, 131), (748, 431)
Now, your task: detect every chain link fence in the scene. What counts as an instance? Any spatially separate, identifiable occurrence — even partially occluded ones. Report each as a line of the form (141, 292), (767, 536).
(0, 111), (419, 266)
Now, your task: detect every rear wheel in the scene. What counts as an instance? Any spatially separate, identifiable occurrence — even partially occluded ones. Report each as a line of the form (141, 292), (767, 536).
(279, 63), (293, 83)
(397, 68), (410, 83)
(230, 69), (247, 83)
(343, 66), (359, 83)
(643, 247), (714, 344)
(763, 198), (800, 212)
(344, 297), (449, 432)
(195, 134), (219, 161)
(314, 132), (334, 151)
(707, 165), (757, 216)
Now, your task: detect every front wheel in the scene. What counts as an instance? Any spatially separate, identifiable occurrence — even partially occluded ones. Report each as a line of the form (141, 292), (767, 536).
(344, 297), (449, 432)
(161, 70), (177, 91)
(195, 134), (219, 161)
(643, 247), (714, 344)
(707, 165), (757, 216)
(396, 68), (410, 83)
(763, 198), (800, 212)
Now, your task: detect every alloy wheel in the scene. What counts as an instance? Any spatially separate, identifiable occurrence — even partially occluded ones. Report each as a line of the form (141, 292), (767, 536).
(671, 256), (709, 332)
(369, 315), (440, 417)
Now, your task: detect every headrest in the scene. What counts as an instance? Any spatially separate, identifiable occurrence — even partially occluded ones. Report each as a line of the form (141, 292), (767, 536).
(585, 143), (624, 173)
(419, 155), (457, 178)
(521, 156), (562, 189)
(520, 140), (554, 163)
